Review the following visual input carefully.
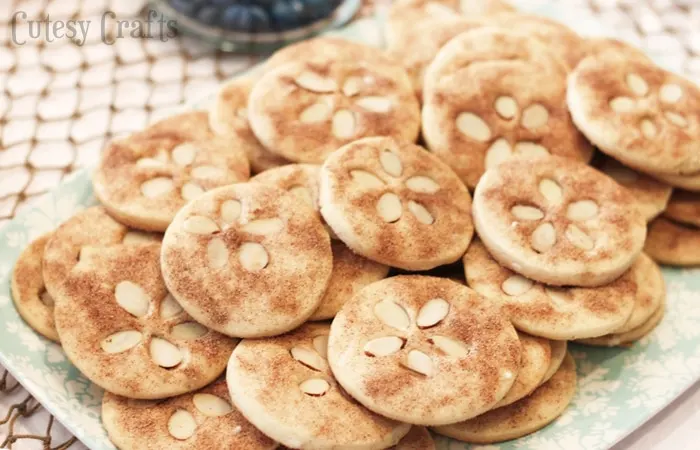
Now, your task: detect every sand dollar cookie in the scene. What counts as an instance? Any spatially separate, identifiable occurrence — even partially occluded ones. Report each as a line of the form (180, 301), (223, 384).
(614, 253), (664, 334)
(576, 299), (665, 347)
(43, 207), (161, 301)
(227, 323), (411, 449)
(568, 52), (700, 175)
(423, 60), (593, 189)
(645, 217), (700, 266)
(265, 37), (397, 71)
(320, 137), (474, 271)
(493, 333), (551, 409)
(94, 120), (251, 232)
(423, 27), (568, 99)
(209, 77), (289, 174)
(102, 378), (276, 450)
(664, 190), (700, 227)
(11, 234), (59, 342)
(596, 155), (672, 222)
(393, 427), (435, 450)
(161, 183), (332, 338)
(252, 164), (391, 320)
(541, 340), (567, 385)
(328, 276), (521, 426)
(54, 243), (235, 399)
(473, 157), (646, 286)
(433, 352), (576, 444)
(248, 59), (420, 164)
(463, 240), (636, 340)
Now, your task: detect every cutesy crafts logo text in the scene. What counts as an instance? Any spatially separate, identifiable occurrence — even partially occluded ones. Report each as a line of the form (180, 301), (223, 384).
(11, 10), (178, 46)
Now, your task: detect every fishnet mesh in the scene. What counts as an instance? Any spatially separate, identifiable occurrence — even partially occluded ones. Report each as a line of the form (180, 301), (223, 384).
(0, 0), (697, 447)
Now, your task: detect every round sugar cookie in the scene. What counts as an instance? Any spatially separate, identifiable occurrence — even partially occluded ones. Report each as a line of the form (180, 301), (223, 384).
(664, 190), (700, 227)
(393, 427), (435, 450)
(614, 253), (664, 334)
(541, 340), (567, 385)
(11, 234), (59, 342)
(137, 111), (214, 141)
(423, 60), (593, 189)
(328, 276), (522, 426)
(94, 120), (251, 232)
(247, 59), (420, 164)
(265, 37), (398, 71)
(568, 52), (700, 175)
(576, 299), (665, 347)
(463, 240), (636, 340)
(209, 77), (289, 174)
(596, 155), (672, 222)
(493, 333), (551, 409)
(227, 323), (411, 449)
(252, 164), (391, 320)
(645, 217), (700, 266)
(432, 352), (577, 444)
(43, 207), (161, 301)
(54, 243), (235, 399)
(320, 137), (474, 271)
(585, 37), (652, 62)
(423, 27), (568, 99)
(102, 378), (276, 450)
(161, 183), (332, 338)
(651, 170), (700, 192)
(473, 157), (647, 287)
(488, 13), (585, 70)
(386, 17), (485, 100)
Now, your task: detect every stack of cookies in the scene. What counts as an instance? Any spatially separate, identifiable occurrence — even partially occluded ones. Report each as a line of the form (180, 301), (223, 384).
(10, 0), (699, 448)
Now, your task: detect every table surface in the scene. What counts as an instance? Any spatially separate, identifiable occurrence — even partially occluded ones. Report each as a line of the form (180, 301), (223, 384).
(1, 0), (699, 449)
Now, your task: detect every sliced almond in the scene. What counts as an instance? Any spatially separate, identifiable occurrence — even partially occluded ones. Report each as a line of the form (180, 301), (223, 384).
(379, 150), (403, 177)
(640, 119), (657, 138)
(350, 170), (384, 189)
(456, 112), (491, 142)
(511, 205), (544, 221)
(181, 183), (204, 202)
(239, 242), (269, 271)
(313, 335), (329, 359)
(299, 378), (330, 396)
(484, 138), (513, 169)
(377, 193), (402, 223)
(416, 298), (449, 328)
(122, 231), (160, 244)
(101, 330), (142, 354)
(141, 177), (174, 198)
(172, 143), (198, 166)
(136, 158), (166, 168)
(539, 179), (563, 205)
(291, 346), (325, 371)
(665, 111), (688, 128)
(566, 224), (594, 250)
(626, 73), (649, 96)
(193, 394), (232, 417)
(207, 237), (228, 269)
(660, 83), (683, 103)
(494, 96), (517, 119)
(168, 410), (197, 440)
(300, 102), (332, 123)
(150, 337), (183, 368)
(183, 216), (220, 235)
(332, 110), (356, 140)
(501, 275), (534, 296)
(521, 104), (549, 130)
(404, 350), (433, 377)
(567, 200), (599, 221)
(374, 299), (410, 331)
(192, 165), (226, 179)
(531, 222), (556, 253)
(430, 336), (469, 358)
(221, 199), (242, 225)
(364, 336), (405, 357)
(405, 176), (439, 194)
(171, 322), (208, 340)
(513, 142), (550, 158)
(609, 96), (636, 113)
(115, 281), (150, 317)
(241, 218), (284, 235)
(356, 96), (392, 113)
(408, 201), (434, 225)
(295, 71), (338, 93)
(160, 294), (183, 319)
(342, 76), (362, 97)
